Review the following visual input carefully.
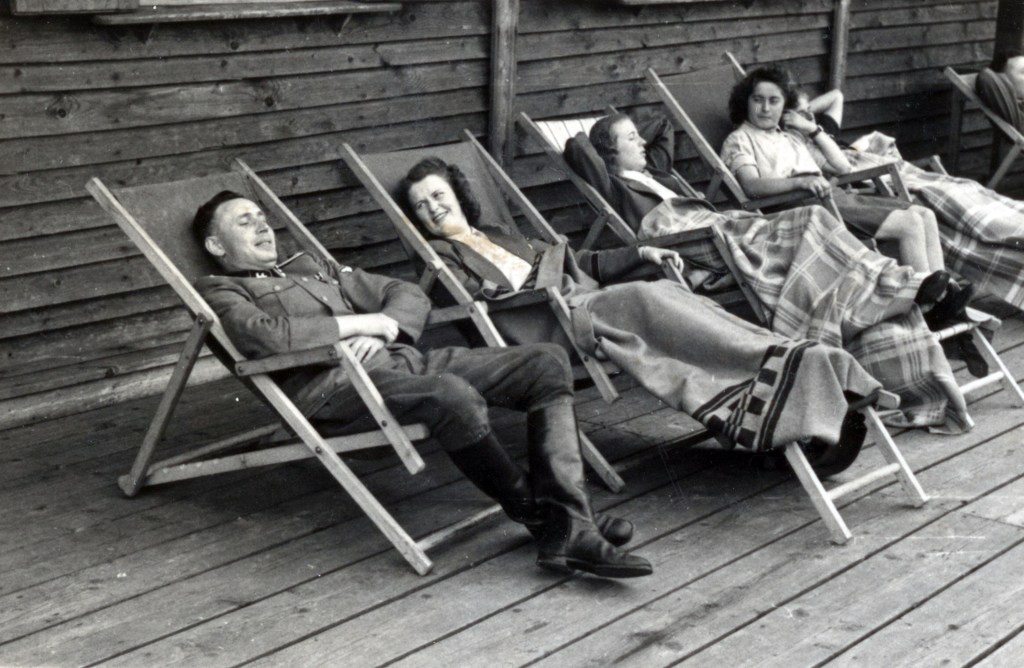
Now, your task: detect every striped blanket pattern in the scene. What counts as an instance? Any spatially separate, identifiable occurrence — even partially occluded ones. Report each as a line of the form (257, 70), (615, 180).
(682, 202), (969, 432)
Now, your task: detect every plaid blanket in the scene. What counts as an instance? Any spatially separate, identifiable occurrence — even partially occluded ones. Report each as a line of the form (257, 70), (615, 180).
(565, 278), (884, 450)
(639, 200), (970, 432)
(847, 150), (1024, 308)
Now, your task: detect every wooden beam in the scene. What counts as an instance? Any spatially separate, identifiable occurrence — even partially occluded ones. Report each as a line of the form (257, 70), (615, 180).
(488, 0), (519, 165)
(829, 0), (851, 90)
(994, 0), (1024, 59)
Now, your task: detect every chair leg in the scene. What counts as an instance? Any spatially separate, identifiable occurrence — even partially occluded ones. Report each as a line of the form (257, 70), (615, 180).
(863, 408), (928, 507)
(987, 142), (1022, 190)
(783, 443), (852, 544)
(972, 328), (1024, 407)
(544, 287), (619, 404)
(119, 317), (211, 497)
(258, 375), (433, 575)
(579, 431), (625, 492)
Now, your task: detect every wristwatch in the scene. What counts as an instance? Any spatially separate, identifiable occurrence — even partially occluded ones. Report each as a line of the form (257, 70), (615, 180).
(808, 125), (823, 139)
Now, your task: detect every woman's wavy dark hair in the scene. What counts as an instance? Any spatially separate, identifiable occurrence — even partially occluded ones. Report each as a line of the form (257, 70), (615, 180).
(399, 156), (482, 233)
(588, 112), (632, 170)
(728, 65), (799, 126)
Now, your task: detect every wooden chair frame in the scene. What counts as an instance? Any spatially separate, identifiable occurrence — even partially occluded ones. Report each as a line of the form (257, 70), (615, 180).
(87, 160), (512, 575)
(340, 134), (625, 493)
(944, 66), (1024, 190)
(515, 111), (929, 543)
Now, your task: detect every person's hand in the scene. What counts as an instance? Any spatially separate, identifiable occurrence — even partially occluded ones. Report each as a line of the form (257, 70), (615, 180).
(639, 246), (685, 274)
(334, 313), (399, 343)
(794, 175), (832, 198)
(781, 110), (816, 134)
(368, 314), (400, 343)
(342, 335), (387, 364)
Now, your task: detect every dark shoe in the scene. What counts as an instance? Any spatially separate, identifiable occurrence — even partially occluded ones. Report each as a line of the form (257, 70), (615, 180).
(799, 408), (867, 478)
(537, 518), (652, 578)
(596, 513), (633, 547)
(915, 270), (951, 308)
(957, 333), (989, 378)
(925, 280), (975, 330)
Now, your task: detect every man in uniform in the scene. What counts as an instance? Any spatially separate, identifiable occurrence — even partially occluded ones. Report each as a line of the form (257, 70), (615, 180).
(192, 190), (652, 579)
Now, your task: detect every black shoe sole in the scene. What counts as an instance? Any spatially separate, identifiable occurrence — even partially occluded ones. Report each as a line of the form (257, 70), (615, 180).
(537, 555), (653, 578)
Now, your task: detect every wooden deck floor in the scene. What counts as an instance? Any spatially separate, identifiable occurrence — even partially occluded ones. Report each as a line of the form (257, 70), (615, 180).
(5, 304), (1024, 667)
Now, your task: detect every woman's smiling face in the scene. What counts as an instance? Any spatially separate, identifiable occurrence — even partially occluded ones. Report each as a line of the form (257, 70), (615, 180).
(406, 173), (471, 238)
(747, 80), (786, 130)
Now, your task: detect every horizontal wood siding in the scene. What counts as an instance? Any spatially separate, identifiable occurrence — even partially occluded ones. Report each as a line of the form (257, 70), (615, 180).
(0, 1), (491, 429)
(0, 0), (1003, 429)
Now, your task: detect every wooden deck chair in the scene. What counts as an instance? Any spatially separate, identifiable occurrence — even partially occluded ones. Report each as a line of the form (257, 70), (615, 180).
(342, 137), (929, 546)
(517, 110), (768, 325)
(944, 66), (1024, 189)
(516, 112), (933, 544)
(86, 160), (514, 575)
(339, 134), (625, 493)
(645, 65), (912, 224)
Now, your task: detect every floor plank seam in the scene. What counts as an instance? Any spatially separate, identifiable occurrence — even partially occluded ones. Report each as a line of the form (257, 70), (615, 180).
(382, 475), (799, 668)
(660, 467), (1024, 666)
(528, 430), (1024, 667)
(964, 621), (1024, 667)
(229, 465), (747, 668)
(77, 466), (691, 668)
(808, 526), (1024, 667)
(3, 468), (514, 648)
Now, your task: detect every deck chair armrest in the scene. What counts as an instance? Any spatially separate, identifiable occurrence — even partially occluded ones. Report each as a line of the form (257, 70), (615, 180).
(425, 302), (491, 328)
(481, 288), (553, 314)
(832, 163), (910, 200)
(633, 228), (716, 249)
(847, 388), (901, 412)
(739, 190), (817, 212)
(832, 164), (893, 185)
(235, 346), (340, 377)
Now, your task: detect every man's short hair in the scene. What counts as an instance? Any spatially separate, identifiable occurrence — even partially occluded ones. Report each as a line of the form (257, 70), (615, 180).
(192, 190), (248, 248)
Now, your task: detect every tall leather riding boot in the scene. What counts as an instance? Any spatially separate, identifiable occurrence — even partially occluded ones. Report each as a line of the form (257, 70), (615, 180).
(447, 433), (634, 547)
(527, 404), (652, 578)
(446, 433), (544, 534)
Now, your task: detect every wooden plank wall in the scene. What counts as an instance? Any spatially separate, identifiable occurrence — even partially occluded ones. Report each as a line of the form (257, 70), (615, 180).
(0, 0), (1001, 431)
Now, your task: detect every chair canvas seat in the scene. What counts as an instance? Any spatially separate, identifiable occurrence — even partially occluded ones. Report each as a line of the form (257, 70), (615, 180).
(86, 160), (506, 576)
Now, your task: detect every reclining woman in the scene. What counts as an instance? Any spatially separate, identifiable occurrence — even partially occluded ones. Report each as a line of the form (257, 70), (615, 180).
(721, 65), (954, 285)
(399, 156), (890, 472)
(563, 112), (969, 432)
